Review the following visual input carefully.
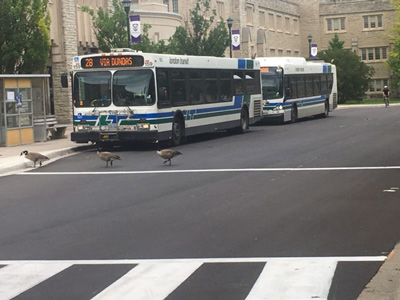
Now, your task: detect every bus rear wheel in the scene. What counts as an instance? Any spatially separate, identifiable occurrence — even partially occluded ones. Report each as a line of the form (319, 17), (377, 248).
(238, 108), (249, 133)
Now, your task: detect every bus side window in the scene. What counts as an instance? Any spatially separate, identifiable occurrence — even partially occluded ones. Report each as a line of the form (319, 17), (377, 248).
(234, 71), (244, 95)
(205, 70), (218, 103)
(157, 69), (170, 108)
(313, 74), (321, 96)
(189, 70), (204, 104)
(290, 75), (298, 99)
(171, 70), (188, 106)
(219, 70), (232, 102)
(284, 76), (291, 99)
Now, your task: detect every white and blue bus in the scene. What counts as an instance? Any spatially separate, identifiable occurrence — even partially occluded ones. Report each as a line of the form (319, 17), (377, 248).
(61, 51), (263, 145)
(256, 57), (337, 123)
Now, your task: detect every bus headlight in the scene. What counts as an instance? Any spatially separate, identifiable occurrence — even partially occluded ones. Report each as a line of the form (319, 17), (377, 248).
(77, 125), (91, 131)
(137, 123), (150, 130)
(100, 125), (108, 131)
(273, 105), (283, 111)
(263, 100), (268, 106)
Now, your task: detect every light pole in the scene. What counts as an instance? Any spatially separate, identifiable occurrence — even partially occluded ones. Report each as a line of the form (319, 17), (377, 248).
(122, 0), (132, 48)
(227, 17), (233, 58)
(307, 33), (312, 59)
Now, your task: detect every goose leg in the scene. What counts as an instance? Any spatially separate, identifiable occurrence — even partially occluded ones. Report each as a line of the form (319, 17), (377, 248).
(111, 160), (113, 166)
(169, 159), (171, 166)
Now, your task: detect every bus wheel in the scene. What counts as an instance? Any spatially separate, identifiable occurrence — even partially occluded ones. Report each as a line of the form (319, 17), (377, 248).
(238, 108), (249, 133)
(171, 119), (184, 146)
(291, 104), (298, 123)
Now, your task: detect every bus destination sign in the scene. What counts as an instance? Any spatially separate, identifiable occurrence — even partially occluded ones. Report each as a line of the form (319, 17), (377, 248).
(81, 55), (144, 69)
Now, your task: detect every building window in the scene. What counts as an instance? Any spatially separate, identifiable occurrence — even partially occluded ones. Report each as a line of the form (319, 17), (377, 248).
(369, 79), (389, 92)
(285, 17), (290, 33)
(276, 15), (282, 32)
(217, 1), (224, 19)
(363, 15), (383, 29)
(326, 17), (346, 32)
(259, 11), (266, 28)
(268, 13), (274, 30)
(172, 0), (178, 13)
(361, 47), (389, 61)
(246, 5), (254, 25)
(293, 19), (299, 35)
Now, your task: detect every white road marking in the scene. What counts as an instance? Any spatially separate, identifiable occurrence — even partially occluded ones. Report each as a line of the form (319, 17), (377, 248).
(0, 262), (72, 299)
(91, 261), (202, 300)
(246, 259), (337, 300)
(0, 256), (386, 265)
(16, 166), (400, 176)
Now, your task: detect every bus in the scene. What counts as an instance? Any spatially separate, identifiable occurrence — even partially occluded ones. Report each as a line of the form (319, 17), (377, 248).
(61, 51), (263, 146)
(256, 57), (337, 123)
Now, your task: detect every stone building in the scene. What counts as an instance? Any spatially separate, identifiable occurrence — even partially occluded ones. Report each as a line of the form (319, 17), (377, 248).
(48, 0), (396, 123)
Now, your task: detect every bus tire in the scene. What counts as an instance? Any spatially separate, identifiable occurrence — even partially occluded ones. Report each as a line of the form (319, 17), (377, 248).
(171, 117), (185, 146)
(238, 108), (249, 134)
(290, 104), (298, 123)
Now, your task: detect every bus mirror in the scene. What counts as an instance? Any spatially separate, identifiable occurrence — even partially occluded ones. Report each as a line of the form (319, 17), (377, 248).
(61, 73), (68, 88)
(285, 87), (291, 98)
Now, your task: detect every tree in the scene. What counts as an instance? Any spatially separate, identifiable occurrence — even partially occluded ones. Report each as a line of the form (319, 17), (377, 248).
(318, 34), (374, 103)
(167, 0), (229, 56)
(82, 0), (165, 53)
(387, 0), (400, 91)
(0, 0), (51, 74)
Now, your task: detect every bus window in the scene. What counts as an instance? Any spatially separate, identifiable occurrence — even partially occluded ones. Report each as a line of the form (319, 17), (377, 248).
(321, 74), (328, 94)
(305, 75), (313, 97)
(113, 70), (155, 107)
(245, 71), (259, 95)
(205, 70), (218, 103)
(156, 69), (170, 108)
(171, 70), (188, 106)
(219, 70), (232, 102)
(297, 76), (306, 98)
(290, 75), (298, 99)
(234, 71), (244, 95)
(261, 72), (282, 100)
(189, 70), (204, 104)
(313, 74), (321, 96)
(73, 71), (111, 108)
(327, 73), (333, 91)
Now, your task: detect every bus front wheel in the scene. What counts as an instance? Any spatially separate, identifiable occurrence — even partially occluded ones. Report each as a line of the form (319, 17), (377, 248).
(171, 119), (184, 146)
(291, 104), (298, 123)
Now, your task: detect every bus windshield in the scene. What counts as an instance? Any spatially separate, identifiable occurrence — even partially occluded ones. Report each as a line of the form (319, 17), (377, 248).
(113, 70), (155, 106)
(73, 71), (111, 108)
(261, 68), (283, 100)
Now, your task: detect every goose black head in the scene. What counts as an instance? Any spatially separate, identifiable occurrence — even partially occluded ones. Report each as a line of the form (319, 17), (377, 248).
(20, 150), (28, 156)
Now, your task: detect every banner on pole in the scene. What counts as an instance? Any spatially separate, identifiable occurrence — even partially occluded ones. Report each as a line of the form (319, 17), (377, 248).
(130, 15), (141, 44)
(232, 30), (240, 51)
(311, 43), (318, 58)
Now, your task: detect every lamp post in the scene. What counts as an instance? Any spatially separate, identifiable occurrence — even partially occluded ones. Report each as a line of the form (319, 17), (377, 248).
(227, 17), (233, 58)
(122, 0), (132, 48)
(307, 33), (312, 59)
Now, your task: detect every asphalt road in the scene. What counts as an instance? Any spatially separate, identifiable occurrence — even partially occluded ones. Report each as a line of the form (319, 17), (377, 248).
(1, 105), (400, 299)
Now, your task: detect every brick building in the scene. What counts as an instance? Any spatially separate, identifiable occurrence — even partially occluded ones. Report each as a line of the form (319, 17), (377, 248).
(48, 0), (396, 123)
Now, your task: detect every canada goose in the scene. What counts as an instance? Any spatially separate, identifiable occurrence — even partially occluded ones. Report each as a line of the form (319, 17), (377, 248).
(157, 149), (182, 165)
(20, 150), (49, 167)
(97, 151), (121, 167)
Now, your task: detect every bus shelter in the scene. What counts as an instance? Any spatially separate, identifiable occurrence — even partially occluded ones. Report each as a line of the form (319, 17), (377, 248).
(0, 74), (51, 147)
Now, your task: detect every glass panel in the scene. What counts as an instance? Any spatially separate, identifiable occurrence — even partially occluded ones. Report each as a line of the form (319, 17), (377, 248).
(6, 102), (17, 114)
(375, 48), (381, 60)
(19, 100), (32, 113)
(340, 18), (345, 30)
(327, 19), (332, 31)
(382, 47), (387, 59)
(363, 16), (368, 28)
(156, 69), (170, 108)
(113, 70), (156, 106)
(73, 71), (111, 108)
(370, 16), (376, 28)
(20, 114), (32, 127)
(19, 88), (32, 100)
(189, 70), (204, 104)
(170, 70), (188, 106)
(368, 48), (374, 60)
(6, 115), (19, 128)
(378, 15), (383, 27)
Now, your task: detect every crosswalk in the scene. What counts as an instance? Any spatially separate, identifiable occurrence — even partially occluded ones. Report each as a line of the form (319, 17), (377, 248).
(0, 256), (386, 300)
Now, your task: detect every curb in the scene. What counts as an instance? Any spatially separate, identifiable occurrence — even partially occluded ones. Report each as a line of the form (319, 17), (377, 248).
(0, 144), (94, 177)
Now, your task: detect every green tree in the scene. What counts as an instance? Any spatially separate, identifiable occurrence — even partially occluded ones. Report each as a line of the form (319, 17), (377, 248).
(0, 0), (51, 73)
(82, 0), (165, 53)
(318, 34), (374, 103)
(167, 0), (229, 56)
(387, 0), (400, 91)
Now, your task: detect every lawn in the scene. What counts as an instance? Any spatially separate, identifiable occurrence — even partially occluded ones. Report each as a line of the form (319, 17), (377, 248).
(343, 98), (400, 105)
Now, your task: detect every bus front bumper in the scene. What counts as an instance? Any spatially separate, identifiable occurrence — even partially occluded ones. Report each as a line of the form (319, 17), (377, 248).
(71, 130), (161, 143)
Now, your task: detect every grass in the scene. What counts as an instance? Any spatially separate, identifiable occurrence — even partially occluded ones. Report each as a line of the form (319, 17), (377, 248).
(342, 98), (400, 105)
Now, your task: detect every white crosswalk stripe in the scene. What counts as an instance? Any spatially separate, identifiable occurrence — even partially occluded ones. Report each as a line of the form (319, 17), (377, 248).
(0, 256), (386, 300)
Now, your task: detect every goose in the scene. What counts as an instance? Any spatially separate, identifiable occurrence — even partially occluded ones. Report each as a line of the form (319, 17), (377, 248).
(20, 150), (49, 167)
(97, 151), (121, 167)
(157, 149), (182, 165)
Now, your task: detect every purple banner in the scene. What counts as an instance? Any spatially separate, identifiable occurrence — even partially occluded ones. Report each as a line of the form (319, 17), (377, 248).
(311, 43), (318, 58)
(232, 29), (240, 51)
(130, 15), (141, 43)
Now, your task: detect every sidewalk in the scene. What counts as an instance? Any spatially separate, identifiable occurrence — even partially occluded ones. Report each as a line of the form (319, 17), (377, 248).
(0, 123), (400, 299)
(0, 125), (93, 176)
